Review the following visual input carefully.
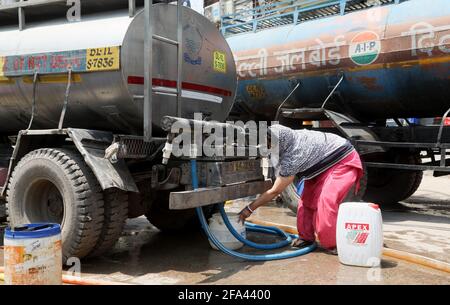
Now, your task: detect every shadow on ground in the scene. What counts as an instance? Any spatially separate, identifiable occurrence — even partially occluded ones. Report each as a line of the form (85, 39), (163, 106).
(80, 218), (272, 283)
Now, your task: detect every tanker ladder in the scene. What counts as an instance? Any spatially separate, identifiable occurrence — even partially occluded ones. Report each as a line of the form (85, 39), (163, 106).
(140, 0), (184, 142)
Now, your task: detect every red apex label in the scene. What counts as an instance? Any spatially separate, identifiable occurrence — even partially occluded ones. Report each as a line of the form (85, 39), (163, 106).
(345, 223), (370, 231)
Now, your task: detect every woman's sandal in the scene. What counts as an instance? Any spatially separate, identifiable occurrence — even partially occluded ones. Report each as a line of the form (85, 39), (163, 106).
(291, 238), (314, 249)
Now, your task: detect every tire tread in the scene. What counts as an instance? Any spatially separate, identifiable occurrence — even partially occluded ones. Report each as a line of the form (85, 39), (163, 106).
(88, 188), (128, 257)
(6, 148), (104, 261)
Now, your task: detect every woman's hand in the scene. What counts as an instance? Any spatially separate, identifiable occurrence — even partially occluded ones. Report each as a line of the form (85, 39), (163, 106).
(238, 206), (252, 224)
(237, 176), (295, 224)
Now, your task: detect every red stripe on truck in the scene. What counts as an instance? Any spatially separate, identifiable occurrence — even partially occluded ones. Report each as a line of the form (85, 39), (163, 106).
(127, 76), (232, 97)
(127, 76), (145, 85)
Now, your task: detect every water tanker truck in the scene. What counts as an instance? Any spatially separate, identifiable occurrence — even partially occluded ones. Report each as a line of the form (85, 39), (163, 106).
(0, 0), (270, 261)
(223, 0), (450, 208)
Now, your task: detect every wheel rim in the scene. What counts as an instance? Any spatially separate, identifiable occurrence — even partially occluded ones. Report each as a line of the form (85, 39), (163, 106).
(24, 179), (64, 224)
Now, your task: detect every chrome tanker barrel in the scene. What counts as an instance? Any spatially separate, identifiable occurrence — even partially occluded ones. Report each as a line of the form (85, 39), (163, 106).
(0, 3), (237, 135)
(225, 0), (450, 122)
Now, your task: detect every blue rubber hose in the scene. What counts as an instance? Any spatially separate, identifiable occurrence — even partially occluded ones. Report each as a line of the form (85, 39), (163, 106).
(296, 179), (305, 196)
(218, 203), (294, 250)
(191, 160), (317, 261)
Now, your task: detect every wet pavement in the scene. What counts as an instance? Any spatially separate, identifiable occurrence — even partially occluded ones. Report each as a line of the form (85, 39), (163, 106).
(384, 172), (450, 264)
(0, 173), (449, 285)
(77, 173), (449, 285)
(65, 216), (449, 285)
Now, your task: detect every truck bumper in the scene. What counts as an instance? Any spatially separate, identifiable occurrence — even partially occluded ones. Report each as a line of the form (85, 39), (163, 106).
(169, 180), (272, 210)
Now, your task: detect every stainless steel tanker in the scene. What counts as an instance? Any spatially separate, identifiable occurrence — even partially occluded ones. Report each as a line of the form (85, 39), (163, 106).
(0, 3), (237, 135)
(0, 2), (269, 262)
(225, 0), (450, 121)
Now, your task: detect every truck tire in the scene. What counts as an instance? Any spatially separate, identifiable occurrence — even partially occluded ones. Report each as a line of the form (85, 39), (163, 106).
(403, 170), (423, 199)
(88, 189), (128, 257)
(363, 169), (423, 204)
(280, 179), (301, 214)
(145, 190), (198, 233)
(0, 200), (6, 223)
(363, 155), (423, 204)
(281, 170), (368, 214)
(6, 148), (104, 262)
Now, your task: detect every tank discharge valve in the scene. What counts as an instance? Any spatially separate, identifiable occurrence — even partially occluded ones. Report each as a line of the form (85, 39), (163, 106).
(261, 157), (270, 180)
(162, 141), (173, 165)
(189, 144), (199, 160)
(105, 142), (120, 164)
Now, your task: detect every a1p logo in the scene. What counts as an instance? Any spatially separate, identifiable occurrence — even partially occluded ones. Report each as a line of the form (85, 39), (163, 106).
(349, 31), (381, 65)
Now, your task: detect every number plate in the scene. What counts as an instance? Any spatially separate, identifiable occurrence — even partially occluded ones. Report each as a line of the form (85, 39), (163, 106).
(86, 47), (120, 71)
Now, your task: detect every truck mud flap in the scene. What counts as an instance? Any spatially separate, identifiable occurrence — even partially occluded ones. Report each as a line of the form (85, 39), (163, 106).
(67, 128), (138, 192)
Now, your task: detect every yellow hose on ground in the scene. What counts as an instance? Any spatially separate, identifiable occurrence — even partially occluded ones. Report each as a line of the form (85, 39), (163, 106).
(60, 274), (129, 285)
(247, 218), (450, 274)
(0, 266), (128, 285)
(382, 248), (450, 273)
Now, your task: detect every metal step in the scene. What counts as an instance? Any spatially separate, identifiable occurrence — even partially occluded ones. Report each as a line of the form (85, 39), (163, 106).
(281, 107), (328, 120)
(153, 34), (179, 46)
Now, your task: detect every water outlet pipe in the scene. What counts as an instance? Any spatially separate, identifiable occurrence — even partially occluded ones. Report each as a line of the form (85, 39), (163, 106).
(191, 159), (316, 261)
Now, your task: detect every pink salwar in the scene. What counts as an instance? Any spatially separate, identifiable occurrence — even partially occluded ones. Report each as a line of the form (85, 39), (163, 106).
(297, 150), (363, 249)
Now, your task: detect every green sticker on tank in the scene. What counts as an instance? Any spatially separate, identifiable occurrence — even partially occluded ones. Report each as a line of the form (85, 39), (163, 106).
(213, 51), (226, 73)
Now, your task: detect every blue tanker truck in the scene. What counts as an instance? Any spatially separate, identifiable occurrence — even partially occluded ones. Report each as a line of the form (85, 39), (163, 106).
(223, 0), (450, 207)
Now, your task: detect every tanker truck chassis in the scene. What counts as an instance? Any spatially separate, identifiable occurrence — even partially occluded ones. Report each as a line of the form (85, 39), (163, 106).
(0, 0), (270, 261)
(277, 103), (450, 207)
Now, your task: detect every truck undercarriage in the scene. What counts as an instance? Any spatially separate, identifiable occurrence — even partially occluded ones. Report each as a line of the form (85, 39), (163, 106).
(278, 106), (450, 208)
(0, 122), (270, 260)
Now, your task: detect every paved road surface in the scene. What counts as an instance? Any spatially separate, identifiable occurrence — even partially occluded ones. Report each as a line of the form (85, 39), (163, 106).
(0, 173), (448, 284)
